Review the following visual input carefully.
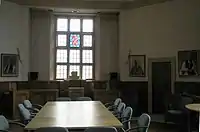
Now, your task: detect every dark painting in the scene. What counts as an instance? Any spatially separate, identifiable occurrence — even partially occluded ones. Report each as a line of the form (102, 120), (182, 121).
(1, 54), (19, 77)
(129, 55), (146, 77)
(178, 50), (200, 76)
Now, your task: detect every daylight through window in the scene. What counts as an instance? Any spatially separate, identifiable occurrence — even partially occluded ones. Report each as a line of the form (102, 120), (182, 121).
(55, 17), (94, 80)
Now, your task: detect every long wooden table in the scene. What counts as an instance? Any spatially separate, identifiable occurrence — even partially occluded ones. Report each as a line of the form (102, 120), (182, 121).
(25, 101), (122, 130)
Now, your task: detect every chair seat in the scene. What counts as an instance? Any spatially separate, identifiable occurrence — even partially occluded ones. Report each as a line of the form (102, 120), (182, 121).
(168, 110), (183, 114)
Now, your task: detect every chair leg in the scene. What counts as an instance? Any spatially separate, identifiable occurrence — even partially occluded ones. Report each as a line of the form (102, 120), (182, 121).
(187, 114), (191, 132)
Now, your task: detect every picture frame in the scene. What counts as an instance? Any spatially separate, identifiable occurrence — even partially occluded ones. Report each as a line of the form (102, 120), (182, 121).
(178, 50), (200, 77)
(1, 54), (19, 77)
(128, 55), (146, 77)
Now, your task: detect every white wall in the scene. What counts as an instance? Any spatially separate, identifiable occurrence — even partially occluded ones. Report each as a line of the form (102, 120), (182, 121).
(96, 14), (119, 80)
(30, 10), (51, 80)
(119, 0), (200, 81)
(0, 1), (30, 81)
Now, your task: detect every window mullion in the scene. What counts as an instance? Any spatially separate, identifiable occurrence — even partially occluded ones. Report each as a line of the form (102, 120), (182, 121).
(80, 17), (83, 79)
(67, 29), (70, 79)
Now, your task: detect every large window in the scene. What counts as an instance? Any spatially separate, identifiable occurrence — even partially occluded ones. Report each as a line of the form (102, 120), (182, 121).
(55, 17), (94, 80)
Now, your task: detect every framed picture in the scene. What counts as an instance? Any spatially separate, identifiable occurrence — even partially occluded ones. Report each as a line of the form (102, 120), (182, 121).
(178, 50), (200, 77)
(128, 55), (146, 77)
(1, 54), (19, 77)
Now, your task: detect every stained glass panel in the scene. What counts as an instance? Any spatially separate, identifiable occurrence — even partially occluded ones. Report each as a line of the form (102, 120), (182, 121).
(70, 34), (80, 47)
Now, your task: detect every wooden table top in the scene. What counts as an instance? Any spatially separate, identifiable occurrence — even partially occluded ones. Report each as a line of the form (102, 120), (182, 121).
(25, 101), (122, 130)
(185, 103), (200, 112)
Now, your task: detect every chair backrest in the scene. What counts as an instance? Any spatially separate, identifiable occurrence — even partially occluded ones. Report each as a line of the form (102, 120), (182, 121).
(114, 98), (122, 106)
(18, 104), (31, 121)
(137, 113), (151, 132)
(117, 102), (126, 113)
(35, 127), (69, 132)
(180, 96), (193, 111)
(76, 97), (92, 101)
(56, 97), (71, 101)
(84, 127), (118, 132)
(0, 115), (9, 130)
(122, 107), (133, 130)
(169, 95), (193, 110)
(23, 100), (32, 109)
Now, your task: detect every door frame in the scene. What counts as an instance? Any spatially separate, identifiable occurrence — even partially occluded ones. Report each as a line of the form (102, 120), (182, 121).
(148, 57), (176, 113)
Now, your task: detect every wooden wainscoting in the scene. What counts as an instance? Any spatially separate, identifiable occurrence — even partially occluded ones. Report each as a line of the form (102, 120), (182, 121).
(30, 89), (59, 105)
(13, 89), (30, 118)
(0, 80), (122, 119)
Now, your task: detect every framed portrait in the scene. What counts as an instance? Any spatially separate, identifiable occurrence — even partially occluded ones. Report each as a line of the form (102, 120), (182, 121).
(129, 55), (146, 77)
(1, 54), (19, 77)
(178, 50), (200, 77)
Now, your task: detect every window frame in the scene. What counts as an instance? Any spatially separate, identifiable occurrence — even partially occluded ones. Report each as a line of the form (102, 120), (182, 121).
(55, 15), (95, 80)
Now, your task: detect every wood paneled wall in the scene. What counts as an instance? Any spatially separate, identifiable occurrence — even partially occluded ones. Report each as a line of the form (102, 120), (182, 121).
(1, 80), (200, 118)
(0, 80), (118, 119)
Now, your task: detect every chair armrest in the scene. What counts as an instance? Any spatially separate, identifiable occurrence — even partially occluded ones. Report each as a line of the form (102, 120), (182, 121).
(32, 104), (43, 109)
(32, 108), (40, 113)
(31, 115), (35, 118)
(122, 119), (136, 124)
(118, 117), (130, 121)
(119, 117), (129, 120)
(113, 111), (122, 115)
(104, 102), (113, 107)
(8, 121), (25, 127)
(108, 105), (117, 110)
(7, 119), (20, 122)
(30, 112), (37, 118)
(27, 107), (40, 113)
(126, 126), (148, 132)
(0, 130), (9, 132)
(114, 113), (120, 118)
(112, 111), (117, 115)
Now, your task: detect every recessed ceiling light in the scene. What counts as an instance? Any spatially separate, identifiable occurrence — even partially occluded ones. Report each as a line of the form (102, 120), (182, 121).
(72, 10), (79, 13)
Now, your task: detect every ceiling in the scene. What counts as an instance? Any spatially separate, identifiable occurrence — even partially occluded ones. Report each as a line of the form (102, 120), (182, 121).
(5, 0), (173, 12)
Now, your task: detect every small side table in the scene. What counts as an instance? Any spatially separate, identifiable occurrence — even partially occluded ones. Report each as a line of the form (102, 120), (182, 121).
(186, 103), (200, 132)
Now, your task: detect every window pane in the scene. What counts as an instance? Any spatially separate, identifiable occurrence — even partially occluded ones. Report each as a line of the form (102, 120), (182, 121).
(82, 50), (93, 63)
(70, 19), (80, 32)
(83, 19), (93, 32)
(70, 34), (80, 48)
(69, 65), (80, 77)
(57, 34), (67, 46)
(57, 18), (68, 31)
(69, 50), (80, 63)
(56, 49), (67, 63)
(56, 65), (67, 79)
(82, 66), (93, 79)
(83, 35), (92, 47)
